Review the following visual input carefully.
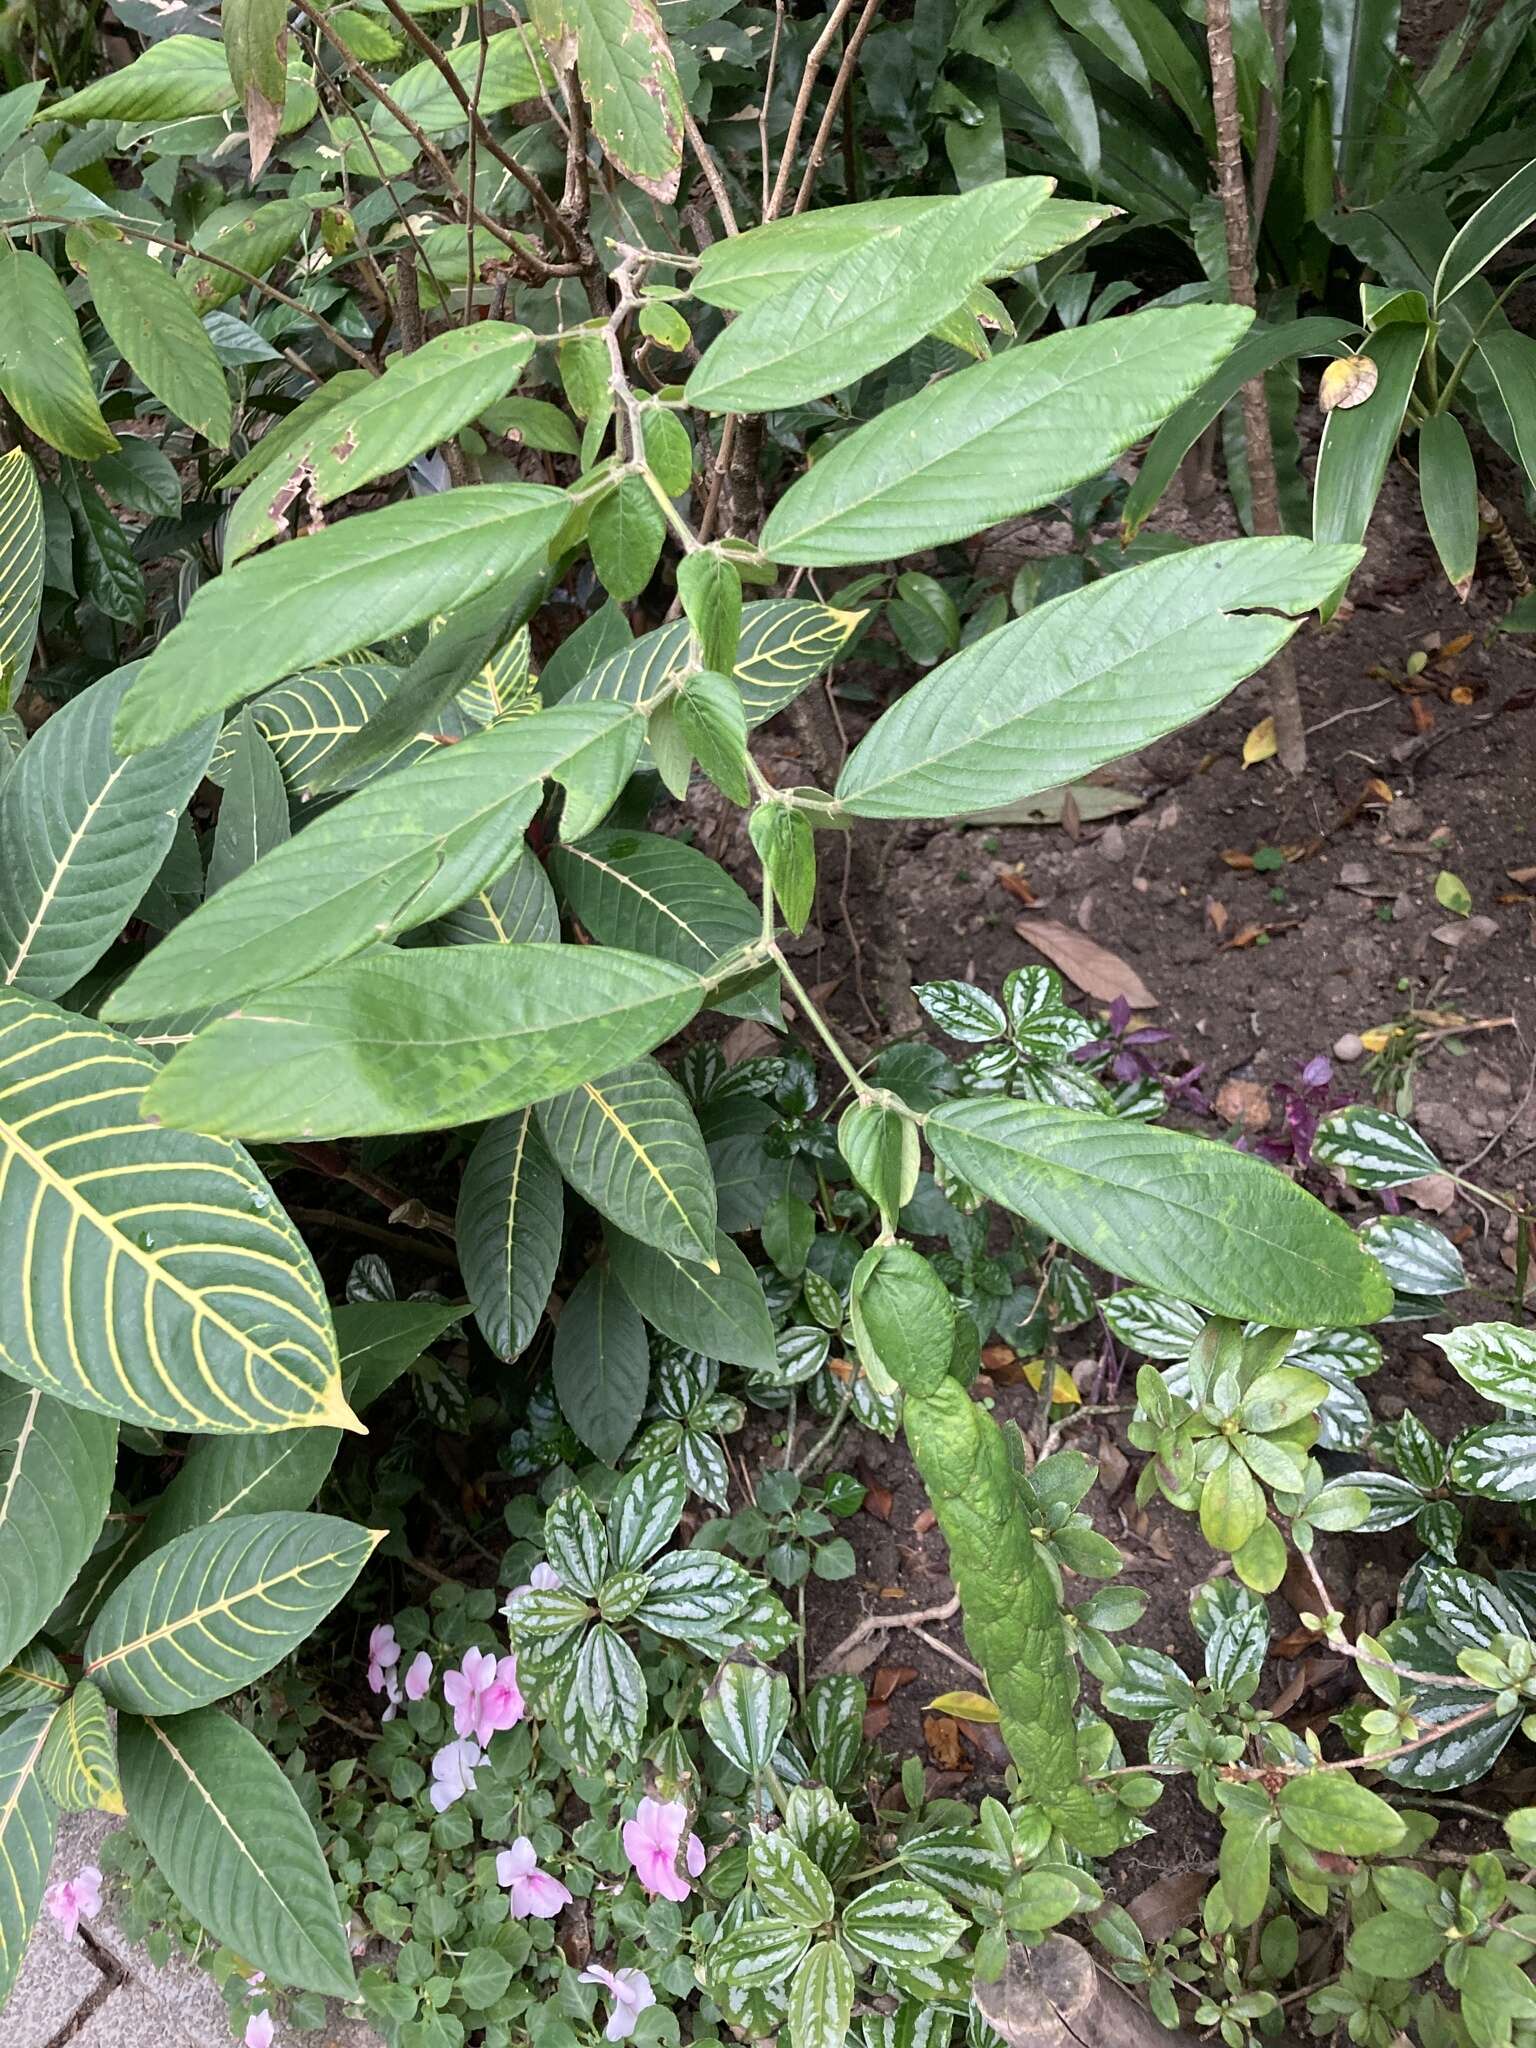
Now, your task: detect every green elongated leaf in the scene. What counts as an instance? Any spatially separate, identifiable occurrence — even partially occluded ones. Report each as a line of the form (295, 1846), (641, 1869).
(1318, 0), (1401, 195)
(1122, 316), (1356, 538)
(207, 664), (411, 793)
(83, 240), (232, 447)
(92, 439), (182, 519)
(138, 1426), (342, 1556)
(557, 598), (862, 727)
(763, 304), (1251, 565)
(1313, 323), (1427, 617)
(176, 196), (312, 313)
(559, 0), (683, 202)
(207, 706), (289, 894)
(606, 1223), (776, 1370)
(142, 943), (705, 1139)
(677, 550), (742, 673)
(104, 703), (639, 1021)
(836, 539), (1361, 820)
(998, 6), (1098, 180)
(686, 179), (1055, 412)
(789, 1941), (854, 2048)
(0, 665), (214, 998)
(553, 1262), (649, 1463)
(437, 848), (559, 946)
(0, 1709), (59, 2006)
(0, 1642), (69, 1715)
(1418, 411), (1479, 597)
(1478, 330), (1536, 492)
(223, 0), (287, 172)
(374, 25), (552, 136)
(85, 1511), (378, 1712)
(538, 1056), (716, 1264)
(40, 34), (236, 122)
(225, 326), (536, 562)
(548, 827), (760, 977)
(337, 1299), (466, 1414)
(457, 1108), (563, 1361)
(926, 1097), (1392, 1327)
(0, 989), (351, 1431)
(590, 473), (666, 601)
(1347, 1908), (1448, 1979)
(0, 1387), (117, 1673)
(59, 467), (144, 625)
(114, 484), (568, 751)
(0, 249), (118, 459)
(1218, 1804), (1271, 1929)
(39, 1681), (122, 1813)
(1434, 157), (1536, 309)
(120, 1707), (356, 1997)
(0, 449), (44, 700)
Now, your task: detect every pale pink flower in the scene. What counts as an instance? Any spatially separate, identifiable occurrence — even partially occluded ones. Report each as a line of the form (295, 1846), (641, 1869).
(44, 1866), (102, 1941)
(621, 1798), (705, 1903)
(442, 1647), (523, 1745)
(245, 2014), (276, 2048)
(503, 1561), (561, 1619)
(580, 1963), (656, 2041)
(404, 1651), (433, 1702)
(428, 1738), (484, 1813)
(366, 1623), (400, 1694)
(497, 1836), (573, 1920)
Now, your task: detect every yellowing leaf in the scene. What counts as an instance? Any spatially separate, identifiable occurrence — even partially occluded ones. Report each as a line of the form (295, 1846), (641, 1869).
(925, 1690), (1001, 1723)
(1435, 869), (1472, 917)
(1319, 354), (1379, 412)
(1242, 715), (1277, 767)
(1359, 1027), (1397, 1053)
(1023, 1359), (1081, 1406)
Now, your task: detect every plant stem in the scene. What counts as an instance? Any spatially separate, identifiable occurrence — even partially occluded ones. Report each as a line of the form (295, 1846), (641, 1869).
(768, 943), (873, 1102)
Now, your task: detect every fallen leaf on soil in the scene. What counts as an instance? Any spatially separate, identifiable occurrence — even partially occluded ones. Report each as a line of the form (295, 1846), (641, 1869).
(927, 1690), (1000, 1723)
(1022, 1359), (1080, 1405)
(827, 1638), (884, 1679)
(914, 1508), (936, 1535)
(1096, 1437), (1129, 1496)
(1410, 698), (1436, 733)
(1127, 1869), (1209, 1943)
(878, 1585), (907, 1600)
(1220, 919), (1303, 950)
(1402, 1172), (1456, 1213)
(923, 1715), (968, 1771)
(1215, 1079), (1271, 1132)
(1013, 916), (1157, 1007)
(981, 1342), (1025, 1385)
(862, 1703), (891, 1739)
(996, 868), (1039, 907)
(1359, 1026), (1398, 1053)
(1242, 715), (1278, 767)
(1508, 866), (1536, 885)
(721, 1019), (778, 1063)
(1438, 632), (1476, 661)
(862, 1482), (893, 1522)
(1206, 897), (1228, 936)
(872, 1664), (917, 1703)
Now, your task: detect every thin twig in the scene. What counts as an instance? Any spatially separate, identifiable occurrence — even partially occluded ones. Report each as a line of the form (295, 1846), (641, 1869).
(462, 1), (492, 324)
(815, 1594), (962, 1676)
(286, 1206), (461, 1269)
(684, 107), (739, 236)
(792, 0), (882, 213)
(765, 0), (860, 221)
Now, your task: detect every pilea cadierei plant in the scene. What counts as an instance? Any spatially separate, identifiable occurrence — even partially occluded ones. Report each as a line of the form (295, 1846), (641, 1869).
(0, 0), (1427, 2025)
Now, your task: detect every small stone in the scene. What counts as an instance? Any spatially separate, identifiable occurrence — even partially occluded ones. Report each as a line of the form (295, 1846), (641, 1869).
(1333, 1032), (1366, 1063)
(1387, 798), (1426, 837)
(1337, 862), (1372, 888)
(1097, 824), (1127, 862)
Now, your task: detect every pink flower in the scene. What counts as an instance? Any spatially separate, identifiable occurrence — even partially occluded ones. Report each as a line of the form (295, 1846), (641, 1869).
(366, 1623), (400, 1695)
(428, 1738), (484, 1813)
(496, 1836), (573, 1920)
(404, 1651), (433, 1702)
(503, 1561), (561, 1619)
(621, 1798), (705, 1904)
(245, 2014), (276, 2048)
(44, 1866), (102, 1941)
(442, 1647), (524, 1746)
(580, 1963), (656, 2041)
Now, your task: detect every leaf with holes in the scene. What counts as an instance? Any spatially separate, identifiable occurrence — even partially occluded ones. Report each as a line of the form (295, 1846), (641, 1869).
(120, 1706), (355, 1996)
(0, 990), (349, 1432)
(457, 1108), (563, 1362)
(84, 1512), (378, 1713)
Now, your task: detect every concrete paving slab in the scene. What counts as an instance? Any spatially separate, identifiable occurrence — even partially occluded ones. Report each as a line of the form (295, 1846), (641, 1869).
(0, 1908), (112, 2048)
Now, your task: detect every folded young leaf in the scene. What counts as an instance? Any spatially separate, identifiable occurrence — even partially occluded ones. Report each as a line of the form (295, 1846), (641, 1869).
(0, 664), (216, 998)
(685, 178), (1055, 412)
(927, 1097), (1393, 1328)
(112, 485), (569, 751)
(142, 944), (707, 1140)
(104, 702), (640, 1022)
(0, 988), (349, 1432)
(836, 538), (1363, 820)
(762, 303), (1253, 564)
(120, 1708), (358, 1997)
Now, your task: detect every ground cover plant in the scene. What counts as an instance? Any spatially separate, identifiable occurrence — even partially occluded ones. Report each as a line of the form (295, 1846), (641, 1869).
(0, 1), (1534, 2045)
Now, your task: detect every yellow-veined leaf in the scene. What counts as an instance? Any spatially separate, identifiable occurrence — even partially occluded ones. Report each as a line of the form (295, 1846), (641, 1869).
(0, 449), (44, 704)
(0, 1709), (58, 2006)
(39, 1681), (123, 1813)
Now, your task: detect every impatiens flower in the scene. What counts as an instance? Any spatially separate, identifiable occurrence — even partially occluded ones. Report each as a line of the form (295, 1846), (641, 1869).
(404, 1651), (433, 1702)
(366, 1623), (400, 1695)
(245, 2014), (276, 2048)
(44, 1866), (102, 1942)
(496, 1836), (573, 1920)
(580, 1963), (656, 2041)
(503, 1561), (561, 1619)
(428, 1738), (484, 1813)
(442, 1646), (524, 1745)
(621, 1798), (705, 1904)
